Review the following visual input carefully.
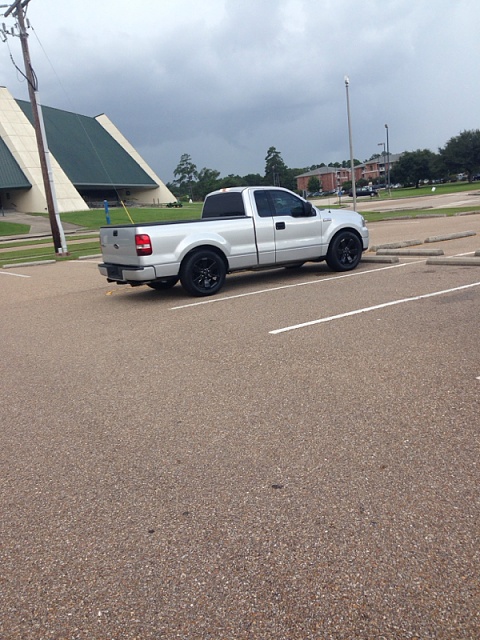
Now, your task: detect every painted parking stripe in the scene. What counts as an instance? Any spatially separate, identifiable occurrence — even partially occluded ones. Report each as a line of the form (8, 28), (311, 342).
(270, 281), (480, 334)
(169, 262), (417, 310)
(0, 270), (31, 278)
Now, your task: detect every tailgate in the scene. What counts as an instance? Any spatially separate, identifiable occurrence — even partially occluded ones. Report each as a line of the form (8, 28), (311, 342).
(99, 226), (142, 265)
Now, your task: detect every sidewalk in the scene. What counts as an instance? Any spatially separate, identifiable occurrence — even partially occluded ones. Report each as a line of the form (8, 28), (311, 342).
(0, 211), (86, 242)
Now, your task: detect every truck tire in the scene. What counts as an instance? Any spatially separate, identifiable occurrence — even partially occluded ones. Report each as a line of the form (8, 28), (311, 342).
(147, 277), (179, 290)
(326, 231), (362, 271)
(180, 249), (226, 296)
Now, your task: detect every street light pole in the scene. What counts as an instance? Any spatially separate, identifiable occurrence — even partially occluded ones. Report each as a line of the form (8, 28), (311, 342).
(3, 0), (68, 254)
(344, 76), (357, 211)
(378, 142), (386, 185)
(385, 123), (391, 195)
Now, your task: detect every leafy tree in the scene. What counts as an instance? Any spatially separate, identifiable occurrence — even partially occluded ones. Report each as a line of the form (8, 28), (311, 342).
(242, 173), (264, 186)
(165, 181), (178, 197)
(218, 174), (246, 189)
(283, 168), (301, 192)
(307, 176), (321, 193)
(390, 149), (440, 188)
(195, 167), (221, 200)
(173, 153), (198, 198)
(440, 130), (480, 181)
(264, 146), (289, 187)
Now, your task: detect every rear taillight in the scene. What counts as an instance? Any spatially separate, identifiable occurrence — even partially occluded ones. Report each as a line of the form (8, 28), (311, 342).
(135, 234), (152, 256)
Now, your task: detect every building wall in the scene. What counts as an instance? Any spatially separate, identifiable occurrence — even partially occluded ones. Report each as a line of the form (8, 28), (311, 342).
(0, 87), (88, 213)
(95, 114), (175, 204)
(297, 167), (352, 192)
(297, 159), (395, 193)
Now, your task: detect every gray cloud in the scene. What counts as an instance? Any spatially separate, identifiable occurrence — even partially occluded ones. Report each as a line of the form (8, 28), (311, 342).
(1, 0), (479, 182)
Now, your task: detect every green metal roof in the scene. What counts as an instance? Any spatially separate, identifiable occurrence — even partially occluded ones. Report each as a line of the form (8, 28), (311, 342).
(16, 100), (157, 189)
(0, 137), (31, 189)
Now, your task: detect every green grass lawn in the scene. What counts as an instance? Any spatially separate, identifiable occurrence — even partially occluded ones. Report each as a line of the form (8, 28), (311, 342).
(1, 191), (478, 267)
(0, 220), (30, 235)
(0, 241), (102, 266)
(59, 204), (203, 229)
(0, 205), (203, 267)
(361, 206), (480, 223)
(374, 182), (480, 199)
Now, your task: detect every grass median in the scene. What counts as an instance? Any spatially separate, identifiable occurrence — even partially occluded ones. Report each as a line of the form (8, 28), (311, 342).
(0, 205), (203, 267)
(1, 192), (479, 267)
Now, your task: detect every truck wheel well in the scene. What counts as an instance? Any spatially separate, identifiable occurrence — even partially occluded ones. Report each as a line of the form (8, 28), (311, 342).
(330, 227), (362, 245)
(181, 245), (229, 272)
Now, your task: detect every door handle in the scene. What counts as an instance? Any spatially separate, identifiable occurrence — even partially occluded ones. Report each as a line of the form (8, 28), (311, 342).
(276, 221), (286, 230)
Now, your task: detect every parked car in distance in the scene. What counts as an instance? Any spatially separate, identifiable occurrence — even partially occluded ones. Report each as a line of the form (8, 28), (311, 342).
(349, 187), (379, 197)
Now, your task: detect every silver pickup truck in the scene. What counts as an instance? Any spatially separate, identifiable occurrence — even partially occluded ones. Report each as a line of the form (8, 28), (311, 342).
(98, 186), (369, 296)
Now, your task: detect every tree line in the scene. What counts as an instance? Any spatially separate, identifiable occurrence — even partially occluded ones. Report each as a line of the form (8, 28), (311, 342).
(167, 130), (480, 200)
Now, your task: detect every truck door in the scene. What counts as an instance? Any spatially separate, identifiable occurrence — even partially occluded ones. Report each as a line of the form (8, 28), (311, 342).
(249, 189), (276, 265)
(267, 189), (323, 263)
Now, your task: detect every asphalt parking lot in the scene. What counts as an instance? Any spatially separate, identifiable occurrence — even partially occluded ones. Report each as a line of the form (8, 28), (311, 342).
(1, 214), (479, 639)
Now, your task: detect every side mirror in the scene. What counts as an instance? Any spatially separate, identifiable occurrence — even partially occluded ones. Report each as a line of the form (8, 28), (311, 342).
(304, 201), (315, 217)
(290, 201), (316, 217)
(291, 205), (304, 217)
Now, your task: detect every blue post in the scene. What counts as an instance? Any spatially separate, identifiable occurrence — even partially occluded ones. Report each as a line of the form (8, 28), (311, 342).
(103, 200), (111, 224)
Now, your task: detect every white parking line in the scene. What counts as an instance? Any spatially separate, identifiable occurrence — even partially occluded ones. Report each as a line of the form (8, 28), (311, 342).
(0, 270), (31, 278)
(270, 281), (480, 334)
(170, 262), (417, 310)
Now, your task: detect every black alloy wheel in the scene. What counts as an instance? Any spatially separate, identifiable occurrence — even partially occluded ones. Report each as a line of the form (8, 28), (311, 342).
(326, 231), (362, 271)
(180, 249), (226, 296)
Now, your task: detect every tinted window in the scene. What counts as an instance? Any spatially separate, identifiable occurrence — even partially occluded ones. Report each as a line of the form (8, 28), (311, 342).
(270, 190), (305, 217)
(202, 192), (245, 218)
(254, 190), (272, 217)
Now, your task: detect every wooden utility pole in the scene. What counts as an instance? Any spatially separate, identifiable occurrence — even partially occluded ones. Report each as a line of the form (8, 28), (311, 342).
(3, 0), (67, 254)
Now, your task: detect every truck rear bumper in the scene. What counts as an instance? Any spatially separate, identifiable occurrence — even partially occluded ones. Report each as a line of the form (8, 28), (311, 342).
(98, 263), (156, 283)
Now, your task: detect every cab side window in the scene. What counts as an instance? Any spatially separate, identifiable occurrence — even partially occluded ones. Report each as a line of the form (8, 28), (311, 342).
(202, 192), (245, 218)
(254, 190), (273, 217)
(269, 190), (305, 217)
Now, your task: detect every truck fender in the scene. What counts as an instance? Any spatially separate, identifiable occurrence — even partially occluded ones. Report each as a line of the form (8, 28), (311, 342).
(326, 226), (363, 246)
(176, 233), (231, 266)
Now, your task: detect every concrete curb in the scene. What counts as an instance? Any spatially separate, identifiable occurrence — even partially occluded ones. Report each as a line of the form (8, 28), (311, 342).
(424, 231), (476, 243)
(370, 239), (423, 251)
(0, 229), (92, 243)
(426, 257), (480, 266)
(78, 254), (102, 260)
(3, 260), (56, 268)
(361, 255), (400, 264)
(376, 248), (444, 256)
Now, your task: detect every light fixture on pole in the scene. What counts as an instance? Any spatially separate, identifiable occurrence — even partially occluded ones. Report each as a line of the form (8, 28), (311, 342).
(385, 123), (391, 195)
(344, 76), (357, 211)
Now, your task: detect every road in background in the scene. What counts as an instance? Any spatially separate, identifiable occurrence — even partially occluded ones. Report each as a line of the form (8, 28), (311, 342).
(313, 188), (480, 213)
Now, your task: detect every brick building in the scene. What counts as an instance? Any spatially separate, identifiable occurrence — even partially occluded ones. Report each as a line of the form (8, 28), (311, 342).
(296, 153), (402, 193)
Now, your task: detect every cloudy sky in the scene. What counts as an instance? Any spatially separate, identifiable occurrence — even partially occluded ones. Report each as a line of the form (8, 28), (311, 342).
(1, 0), (479, 183)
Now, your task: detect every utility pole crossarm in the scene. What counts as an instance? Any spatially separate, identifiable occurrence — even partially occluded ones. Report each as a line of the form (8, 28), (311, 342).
(4, 0), (30, 18)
